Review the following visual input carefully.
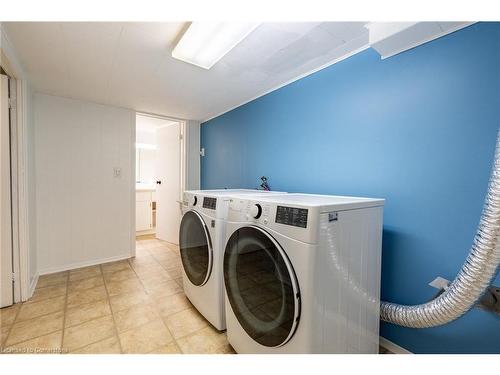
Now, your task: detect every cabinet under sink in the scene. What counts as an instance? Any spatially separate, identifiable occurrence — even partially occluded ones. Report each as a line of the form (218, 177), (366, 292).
(136, 190), (156, 233)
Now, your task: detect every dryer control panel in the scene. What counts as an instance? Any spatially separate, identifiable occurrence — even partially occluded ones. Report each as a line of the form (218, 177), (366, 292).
(203, 197), (217, 210)
(275, 206), (308, 228)
(227, 198), (320, 244)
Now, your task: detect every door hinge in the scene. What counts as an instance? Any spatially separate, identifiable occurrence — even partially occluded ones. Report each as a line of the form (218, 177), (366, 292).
(179, 133), (183, 140)
(11, 272), (16, 282)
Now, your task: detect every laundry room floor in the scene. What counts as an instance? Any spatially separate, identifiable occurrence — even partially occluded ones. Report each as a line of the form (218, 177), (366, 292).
(1, 237), (235, 354)
(1, 236), (392, 354)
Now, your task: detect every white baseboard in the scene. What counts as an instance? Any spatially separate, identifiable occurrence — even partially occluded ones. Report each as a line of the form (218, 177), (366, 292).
(28, 273), (39, 298)
(38, 253), (132, 276)
(136, 229), (156, 236)
(379, 337), (413, 354)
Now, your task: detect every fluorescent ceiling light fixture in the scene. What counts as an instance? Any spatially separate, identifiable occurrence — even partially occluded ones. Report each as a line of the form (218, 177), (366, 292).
(135, 143), (157, 150)
(172, 22), (260, 69)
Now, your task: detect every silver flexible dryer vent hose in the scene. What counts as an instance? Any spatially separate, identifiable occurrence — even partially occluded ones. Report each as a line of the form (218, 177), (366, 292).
(380, 131), (500, 328)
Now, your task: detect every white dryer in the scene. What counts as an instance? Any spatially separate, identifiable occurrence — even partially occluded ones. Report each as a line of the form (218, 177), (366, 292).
(179, 189), (286, 330)
(223, 193), (385, 353)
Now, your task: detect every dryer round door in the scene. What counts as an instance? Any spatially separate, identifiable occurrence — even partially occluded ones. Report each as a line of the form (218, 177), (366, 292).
(224, 226), (300, 347)
(179, 210), (213, 286)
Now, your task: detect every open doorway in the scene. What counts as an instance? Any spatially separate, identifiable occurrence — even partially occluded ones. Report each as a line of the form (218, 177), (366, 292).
(135, 113), (184, 245)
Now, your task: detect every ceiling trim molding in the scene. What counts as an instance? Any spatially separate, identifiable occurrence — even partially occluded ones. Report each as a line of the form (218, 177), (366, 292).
(201, 43), (371, 123)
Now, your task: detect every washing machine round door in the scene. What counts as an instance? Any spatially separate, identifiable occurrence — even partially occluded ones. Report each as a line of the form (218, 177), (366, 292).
(224, 226), (300, 347)
(179, 210), (213, 286)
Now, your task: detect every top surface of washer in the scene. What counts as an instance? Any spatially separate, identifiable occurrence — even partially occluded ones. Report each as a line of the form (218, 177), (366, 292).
(251, 193), (385, 212)
(185, 189), (286, 197)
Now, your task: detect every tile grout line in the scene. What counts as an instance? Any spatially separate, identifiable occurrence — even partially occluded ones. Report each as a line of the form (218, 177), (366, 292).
(1, 302), (23, 349)
(23, 286), (67, 305)
(130, 240), (185, 353)
(2, 273), (70, 348)
(64, 273), (118, 353)
(101, 264), (125, 354)
(158, 313), (228, 354)
(1, 326), (12, 349)
(154, 240), (232, 354)
(145, 243), (181, 285)
(4, 259), (122, 351)
(128, 245), (178, 296)
(51, 305), (116, 353)
(5, 242), (196, 354)
(159, 315), (184, 353)
(154, 240), (192, 353)
(126, 253), (180, 352)
(151, 300), (180, 352)
(63, 273), (108, 312)
(59, 271), (70, 353)
(127, 255), (155, 292)
(4, 295), (66, 324)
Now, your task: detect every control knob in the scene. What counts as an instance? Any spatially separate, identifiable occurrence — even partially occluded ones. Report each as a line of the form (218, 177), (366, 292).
(250, 204), (262, 219)
(192, 196), (198, 206)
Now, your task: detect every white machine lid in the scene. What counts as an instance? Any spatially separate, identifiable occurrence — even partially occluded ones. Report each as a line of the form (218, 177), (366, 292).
(255, 193), (385, 212)
(185, 189), (286, 197)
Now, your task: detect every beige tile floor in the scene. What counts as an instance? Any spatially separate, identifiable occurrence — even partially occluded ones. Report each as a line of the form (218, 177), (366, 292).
(0, 237), (234, 354)
(1, 236), (391, 354)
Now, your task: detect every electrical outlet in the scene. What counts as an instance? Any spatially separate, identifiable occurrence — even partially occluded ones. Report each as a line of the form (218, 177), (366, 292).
(113, 167), (122, 178)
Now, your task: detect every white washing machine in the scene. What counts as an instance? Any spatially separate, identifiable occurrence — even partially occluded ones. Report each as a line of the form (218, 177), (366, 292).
(179, 189), (287, 330)
(223, 193), (385, 353)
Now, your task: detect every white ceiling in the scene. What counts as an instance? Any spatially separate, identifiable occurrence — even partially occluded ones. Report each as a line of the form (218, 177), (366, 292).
(3, 22), (370, 121)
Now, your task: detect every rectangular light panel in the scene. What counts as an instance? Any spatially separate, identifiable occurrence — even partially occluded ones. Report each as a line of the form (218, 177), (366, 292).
(172, 22), (260, 69)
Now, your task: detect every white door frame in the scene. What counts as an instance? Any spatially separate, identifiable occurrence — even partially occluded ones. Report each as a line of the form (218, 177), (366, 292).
(135, 113), (202, 193)
(0, 55), (31, 302)
(134, 112), (192, 242)
(136, 111), (187, 201)
(16, 78), (32, 300)
(1, 73), (14, 307)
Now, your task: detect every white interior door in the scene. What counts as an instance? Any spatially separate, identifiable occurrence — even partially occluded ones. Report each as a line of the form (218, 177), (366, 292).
(1, 74), (13, 308)
(155, 122), (181, 244)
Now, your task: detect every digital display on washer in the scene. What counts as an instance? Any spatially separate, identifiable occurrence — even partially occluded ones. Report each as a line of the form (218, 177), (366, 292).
(203, 197), (217, 210)
(275, 206), (308, 228)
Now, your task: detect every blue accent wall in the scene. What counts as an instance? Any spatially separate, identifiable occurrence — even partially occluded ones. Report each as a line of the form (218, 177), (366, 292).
(201, 23), (500, 353)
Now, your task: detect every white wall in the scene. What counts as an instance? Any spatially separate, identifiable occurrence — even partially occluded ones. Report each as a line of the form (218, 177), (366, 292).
(136, 127), (156, 144)
(34, 94), (135, 274)
(136, 126), (157, 184)
(136, 149), (156, 184)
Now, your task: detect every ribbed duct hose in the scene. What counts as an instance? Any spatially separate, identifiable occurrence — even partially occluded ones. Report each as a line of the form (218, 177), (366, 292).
(381, 131), (500, 328)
